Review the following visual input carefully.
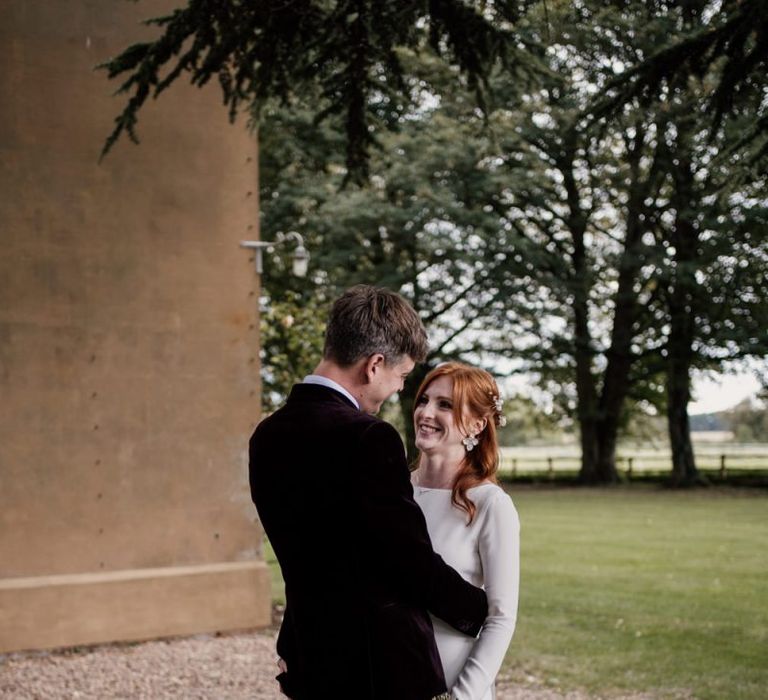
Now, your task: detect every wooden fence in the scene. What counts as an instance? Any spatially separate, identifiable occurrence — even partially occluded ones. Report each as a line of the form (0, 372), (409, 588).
(499, 447), (768, 478)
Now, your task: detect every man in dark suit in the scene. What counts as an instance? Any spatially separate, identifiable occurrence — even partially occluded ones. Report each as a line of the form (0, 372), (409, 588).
(250, 285), (488, 700)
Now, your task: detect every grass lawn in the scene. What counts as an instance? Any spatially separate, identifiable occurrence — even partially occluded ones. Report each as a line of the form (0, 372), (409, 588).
(263, 485), (768, 699)
(506, 485), (768, 699)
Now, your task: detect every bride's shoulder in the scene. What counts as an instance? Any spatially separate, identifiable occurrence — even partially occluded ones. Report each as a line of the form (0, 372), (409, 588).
(474, 482), (518, 516)
(471, 481), (510, 503)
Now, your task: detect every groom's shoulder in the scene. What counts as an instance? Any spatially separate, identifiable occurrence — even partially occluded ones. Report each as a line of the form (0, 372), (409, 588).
(344, 410), (398, 440)
(253, 397), (394, 436)
(323, 410), (404, 453)
(354, 417), (408, 465)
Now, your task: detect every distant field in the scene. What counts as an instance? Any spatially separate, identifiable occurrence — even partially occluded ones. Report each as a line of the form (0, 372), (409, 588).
(499, 442), (768, 476)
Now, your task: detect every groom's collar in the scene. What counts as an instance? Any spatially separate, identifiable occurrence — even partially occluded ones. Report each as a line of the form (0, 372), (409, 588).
(302, 374), (360, 410)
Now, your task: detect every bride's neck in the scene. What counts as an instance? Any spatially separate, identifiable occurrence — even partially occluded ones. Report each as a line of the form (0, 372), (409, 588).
(414, 451), (464, 489)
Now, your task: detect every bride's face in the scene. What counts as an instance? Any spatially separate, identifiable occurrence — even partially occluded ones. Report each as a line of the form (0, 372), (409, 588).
(414, 375), (467, 455)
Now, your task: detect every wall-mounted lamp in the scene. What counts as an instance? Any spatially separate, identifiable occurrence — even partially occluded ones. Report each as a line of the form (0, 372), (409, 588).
(240, 231), (310, 277)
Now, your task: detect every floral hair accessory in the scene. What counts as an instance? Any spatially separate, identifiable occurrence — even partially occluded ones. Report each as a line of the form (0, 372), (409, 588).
(491, 393), (506, 427)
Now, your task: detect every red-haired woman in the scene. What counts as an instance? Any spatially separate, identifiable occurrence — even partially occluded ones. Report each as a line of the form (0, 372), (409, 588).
(412, 362), (520, 700)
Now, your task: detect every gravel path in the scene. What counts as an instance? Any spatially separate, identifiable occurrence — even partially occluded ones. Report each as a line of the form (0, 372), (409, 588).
(0, 631), (663, 700)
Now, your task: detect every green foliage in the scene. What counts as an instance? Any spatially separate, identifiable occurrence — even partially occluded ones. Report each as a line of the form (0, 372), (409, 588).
(494, 0), (768, 480)
(260, 291), (329, 413)
(257, 1), (768, 479)
(588, 0), (768, 162)
(257, 46), (545, 415)
(100, 1), (768, 477)
(496, 395), (568, 445)
(722, 399), (768, 443)
(100, 0), (535, 183)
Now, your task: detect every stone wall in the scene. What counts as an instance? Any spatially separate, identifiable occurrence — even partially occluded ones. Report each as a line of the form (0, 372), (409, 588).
(0, 0), (270, 653)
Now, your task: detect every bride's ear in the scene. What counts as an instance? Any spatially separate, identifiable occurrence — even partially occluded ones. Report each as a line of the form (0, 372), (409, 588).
(472, 417), (488, 435)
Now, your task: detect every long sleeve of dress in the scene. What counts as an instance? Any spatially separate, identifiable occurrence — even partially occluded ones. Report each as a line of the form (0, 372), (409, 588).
(450, 491), (520, 700)
(357, 422), (488, 636)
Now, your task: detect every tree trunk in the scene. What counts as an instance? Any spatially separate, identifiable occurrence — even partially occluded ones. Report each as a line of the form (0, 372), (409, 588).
(666, 240), (701, 485)
(595, 425), (621, 483)
(665, 138), (702, 486)
(595, 120), (660, 483)
(666, 348), (700, 485)
(595, 246), (641, 483)
(574, 303), (601, 483)
(578, 412), (601, 483)
(571, 244), (602, 483)
(559, 137), (608, 484)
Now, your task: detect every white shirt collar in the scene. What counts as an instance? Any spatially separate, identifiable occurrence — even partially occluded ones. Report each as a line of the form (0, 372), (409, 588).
(303, 374), (360, 409)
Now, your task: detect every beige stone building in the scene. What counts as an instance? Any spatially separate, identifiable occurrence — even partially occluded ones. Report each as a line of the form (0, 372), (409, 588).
(0, 1), (271, 653)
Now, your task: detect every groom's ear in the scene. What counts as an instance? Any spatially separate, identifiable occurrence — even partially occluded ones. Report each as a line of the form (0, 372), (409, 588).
(362, 353), (385, 383)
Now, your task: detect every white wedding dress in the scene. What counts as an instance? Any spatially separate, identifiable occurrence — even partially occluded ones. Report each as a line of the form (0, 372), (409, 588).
(413, 482), (520, 700)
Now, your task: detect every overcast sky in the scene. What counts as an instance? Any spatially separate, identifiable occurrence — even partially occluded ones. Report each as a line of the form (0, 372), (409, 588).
(689, 370), (763, 414)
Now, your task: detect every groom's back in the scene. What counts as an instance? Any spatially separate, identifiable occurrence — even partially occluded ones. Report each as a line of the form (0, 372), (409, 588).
(250, 382), (445, 700)
(251, 384), (376, 588)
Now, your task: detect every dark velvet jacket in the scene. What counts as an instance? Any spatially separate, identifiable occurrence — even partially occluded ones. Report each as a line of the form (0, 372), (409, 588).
(249, 383), (488, 700)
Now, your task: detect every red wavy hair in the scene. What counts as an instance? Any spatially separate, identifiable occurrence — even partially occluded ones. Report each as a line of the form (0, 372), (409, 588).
(413, 362), (502, 524)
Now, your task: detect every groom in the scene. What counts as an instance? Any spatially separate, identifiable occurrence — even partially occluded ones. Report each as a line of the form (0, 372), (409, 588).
(250, 285), (488, 700)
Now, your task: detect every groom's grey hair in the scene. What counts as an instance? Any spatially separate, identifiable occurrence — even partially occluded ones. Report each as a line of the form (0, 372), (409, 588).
(323, 285), (428, 366)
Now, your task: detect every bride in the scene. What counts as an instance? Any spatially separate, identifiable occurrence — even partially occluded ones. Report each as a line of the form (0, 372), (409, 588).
(411, 362), (520, 700)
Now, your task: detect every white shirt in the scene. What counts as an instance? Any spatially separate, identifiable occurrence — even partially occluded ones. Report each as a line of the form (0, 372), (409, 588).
(302, 374), (360, 410)
(413, 482), (520, 700)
